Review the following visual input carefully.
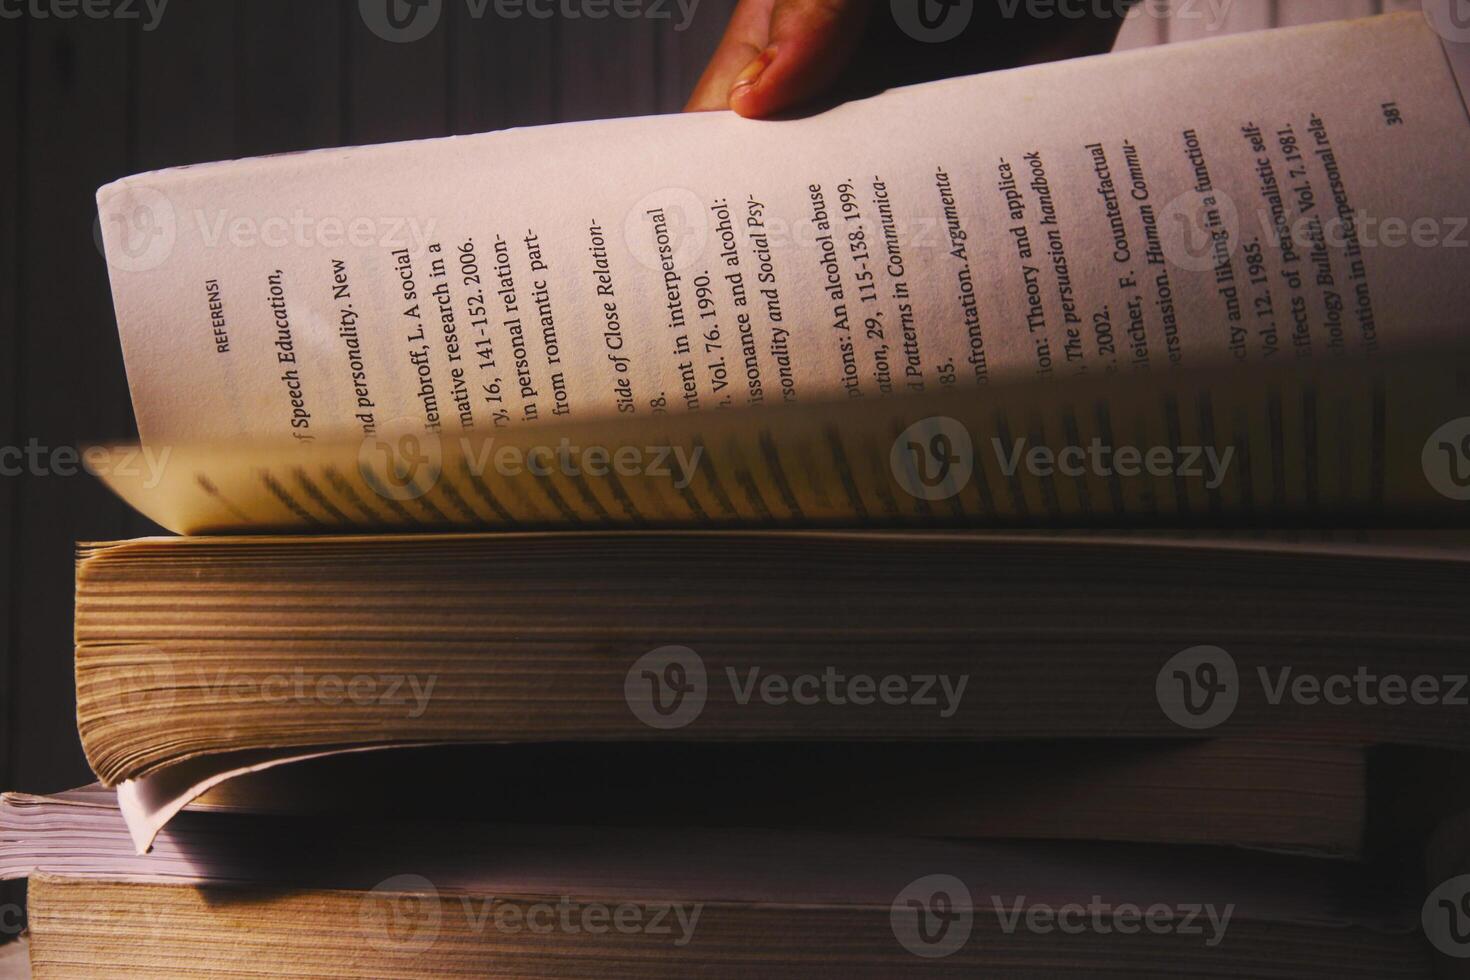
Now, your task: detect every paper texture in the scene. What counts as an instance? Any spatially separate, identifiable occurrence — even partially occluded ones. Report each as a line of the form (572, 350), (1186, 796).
(112, 744), (414, 853)
(97, 13), (1470, 459)
(91, 351), (1470, 534)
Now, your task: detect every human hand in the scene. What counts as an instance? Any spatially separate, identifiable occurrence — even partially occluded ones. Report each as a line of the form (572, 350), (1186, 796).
(686, 0), (1128, 118)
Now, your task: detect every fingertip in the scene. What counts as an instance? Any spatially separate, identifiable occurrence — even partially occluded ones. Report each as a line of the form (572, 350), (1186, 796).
(726, 46), (777, 115)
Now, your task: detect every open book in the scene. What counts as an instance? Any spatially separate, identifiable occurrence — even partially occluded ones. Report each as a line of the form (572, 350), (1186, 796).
(91, 11), (1470, 535)
(78, 12), (1470, 854)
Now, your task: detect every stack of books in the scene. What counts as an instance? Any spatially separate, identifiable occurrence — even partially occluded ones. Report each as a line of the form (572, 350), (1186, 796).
(5, 10), (1470, 976)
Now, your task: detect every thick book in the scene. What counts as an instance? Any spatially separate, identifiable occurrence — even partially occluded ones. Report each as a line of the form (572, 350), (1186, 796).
(0, 788), (1434, 979)
(73, 529), (1470, 849)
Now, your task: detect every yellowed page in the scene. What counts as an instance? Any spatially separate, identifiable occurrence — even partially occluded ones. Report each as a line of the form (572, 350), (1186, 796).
(90, 352), (1470, 534)
(98, 12), (1470, 460)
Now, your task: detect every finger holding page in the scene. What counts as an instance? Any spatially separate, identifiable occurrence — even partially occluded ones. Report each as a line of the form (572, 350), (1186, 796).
(685, 0), (873, 116)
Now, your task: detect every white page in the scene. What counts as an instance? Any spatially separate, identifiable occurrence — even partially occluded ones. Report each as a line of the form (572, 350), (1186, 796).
(98, 12), (1470, 454)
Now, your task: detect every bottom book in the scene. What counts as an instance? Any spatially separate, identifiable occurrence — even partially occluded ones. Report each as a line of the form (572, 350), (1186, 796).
(1, 782), (1443, 978)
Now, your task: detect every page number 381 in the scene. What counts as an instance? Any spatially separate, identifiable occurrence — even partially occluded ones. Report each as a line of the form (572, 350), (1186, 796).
(1383, 102), (1405, 127)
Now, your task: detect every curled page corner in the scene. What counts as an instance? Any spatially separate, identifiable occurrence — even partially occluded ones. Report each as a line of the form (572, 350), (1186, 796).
(114, 744), (406, 854)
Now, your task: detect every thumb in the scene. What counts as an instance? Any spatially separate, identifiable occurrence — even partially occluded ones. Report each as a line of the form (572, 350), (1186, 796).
(727, 0), (872, 118)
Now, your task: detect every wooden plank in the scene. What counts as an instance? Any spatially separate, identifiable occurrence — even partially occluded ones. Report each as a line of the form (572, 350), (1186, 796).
(656, 0), (733, 113)
(233, 0), (345, 154)
(0, 0), (21, 813)
(555, 15), (662, 121)
(346, 0), (451, 144)
(450, 1), (557, 132)
(135, 1), (238, 168)
(14, 12), (137, 794)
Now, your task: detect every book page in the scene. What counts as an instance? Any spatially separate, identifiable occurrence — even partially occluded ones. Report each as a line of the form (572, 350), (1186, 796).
(92, 351), (1470, 534)
(97, 12), (1470, 457)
